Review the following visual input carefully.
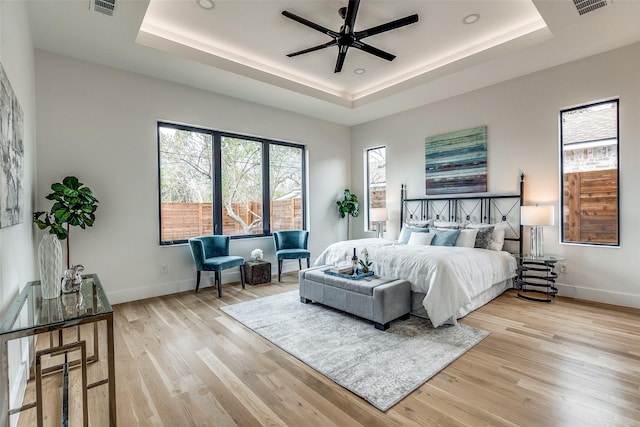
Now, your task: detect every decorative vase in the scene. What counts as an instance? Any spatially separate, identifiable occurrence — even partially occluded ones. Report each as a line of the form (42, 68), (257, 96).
(38, 234), (63, 299)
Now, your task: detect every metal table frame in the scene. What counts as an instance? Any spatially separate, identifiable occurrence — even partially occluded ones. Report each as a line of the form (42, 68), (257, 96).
(0, 274), (116, 426)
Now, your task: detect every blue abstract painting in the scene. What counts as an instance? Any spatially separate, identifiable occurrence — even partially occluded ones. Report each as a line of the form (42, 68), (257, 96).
(425, 126), (487, 195)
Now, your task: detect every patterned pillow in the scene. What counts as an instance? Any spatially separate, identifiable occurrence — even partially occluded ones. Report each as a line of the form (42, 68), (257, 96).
(467, 222), (508, 251)
(473, 226), (495, 249)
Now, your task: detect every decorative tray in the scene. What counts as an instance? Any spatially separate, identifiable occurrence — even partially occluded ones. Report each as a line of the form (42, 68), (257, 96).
(323, 270), (375, 280)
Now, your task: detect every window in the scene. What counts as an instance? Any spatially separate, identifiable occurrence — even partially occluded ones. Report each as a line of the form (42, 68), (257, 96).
(365, 146), (386, 230)
(158, 122), (306, 245)
(560, 99), (619, 246)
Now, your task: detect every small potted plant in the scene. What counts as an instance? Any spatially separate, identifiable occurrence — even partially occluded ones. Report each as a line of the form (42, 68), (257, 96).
(358, 248), (372, 273)
(250, 248), (264, 262)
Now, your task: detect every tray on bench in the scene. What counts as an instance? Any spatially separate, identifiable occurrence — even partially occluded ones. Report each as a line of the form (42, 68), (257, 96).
(323, 269), (375, 280)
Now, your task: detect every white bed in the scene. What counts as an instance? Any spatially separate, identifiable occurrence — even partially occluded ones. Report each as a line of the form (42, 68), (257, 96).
(314, 238), (516, 327)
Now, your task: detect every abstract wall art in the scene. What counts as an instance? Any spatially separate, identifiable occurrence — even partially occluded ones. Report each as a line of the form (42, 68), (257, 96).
(0, 62), (24, 228)
(425, 126), (487, 195)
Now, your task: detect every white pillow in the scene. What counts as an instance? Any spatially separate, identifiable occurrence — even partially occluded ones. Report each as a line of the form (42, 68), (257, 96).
(455, 228), (479, 248)
(467, 221), (508, 251)
(488, 228), (506, 251)
(405, 219), (433, 228)
(407, 232), (434, 246)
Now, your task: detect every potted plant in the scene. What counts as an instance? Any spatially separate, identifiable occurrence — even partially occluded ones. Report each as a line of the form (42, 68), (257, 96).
(358, 248), (373, 273)
(337, 189), (359, 240)
(34, 176), (99, 269)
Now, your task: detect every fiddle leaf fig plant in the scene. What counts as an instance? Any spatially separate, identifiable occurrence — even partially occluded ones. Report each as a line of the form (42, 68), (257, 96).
(33, 176), (99, 268)
(336, 189), (359, 240)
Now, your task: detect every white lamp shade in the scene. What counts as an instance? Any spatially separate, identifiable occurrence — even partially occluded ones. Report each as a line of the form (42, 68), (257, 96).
(370, 208), (388, 222)
(521, 205), (555, 226)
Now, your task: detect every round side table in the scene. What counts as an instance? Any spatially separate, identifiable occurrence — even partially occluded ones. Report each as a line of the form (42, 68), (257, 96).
(514, 255), (565, 302)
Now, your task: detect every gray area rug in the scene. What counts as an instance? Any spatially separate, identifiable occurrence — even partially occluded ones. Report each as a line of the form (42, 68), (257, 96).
(221, 290), (489, 412)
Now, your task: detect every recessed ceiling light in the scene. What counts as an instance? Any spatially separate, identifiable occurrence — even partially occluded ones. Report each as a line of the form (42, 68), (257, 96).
(196, 0), (214, 10)
(463, 14), (480, 24)
(354, 68), (366, 75)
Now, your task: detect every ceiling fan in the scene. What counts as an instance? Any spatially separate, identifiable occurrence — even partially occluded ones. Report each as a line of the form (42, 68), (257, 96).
(282, 0), (419, 73)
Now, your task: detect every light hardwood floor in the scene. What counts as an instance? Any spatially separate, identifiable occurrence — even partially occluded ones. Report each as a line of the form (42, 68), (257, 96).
(17, 274), (640, 426)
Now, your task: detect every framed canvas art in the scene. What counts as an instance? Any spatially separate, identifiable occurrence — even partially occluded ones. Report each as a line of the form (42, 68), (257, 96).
(0, 63), (24, 228)
(425, 126), (487, 195)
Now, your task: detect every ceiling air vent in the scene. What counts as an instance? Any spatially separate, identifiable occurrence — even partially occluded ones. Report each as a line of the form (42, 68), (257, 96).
(90, 0), (116, 16)
(573, 0), (610, 16)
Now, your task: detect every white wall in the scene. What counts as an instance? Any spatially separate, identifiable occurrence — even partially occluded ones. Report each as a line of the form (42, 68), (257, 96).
(351, 42), (640, 309)
(0, 1), (37, 424)
(34, 51), (351, 303)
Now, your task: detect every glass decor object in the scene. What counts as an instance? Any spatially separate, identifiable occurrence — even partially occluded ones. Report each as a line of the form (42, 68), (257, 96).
(521, 205), (555, 258)
(37, 234), (63, 299)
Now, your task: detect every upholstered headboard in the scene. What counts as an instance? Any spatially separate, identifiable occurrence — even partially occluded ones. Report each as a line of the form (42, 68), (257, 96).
(400, 174), (524, 255)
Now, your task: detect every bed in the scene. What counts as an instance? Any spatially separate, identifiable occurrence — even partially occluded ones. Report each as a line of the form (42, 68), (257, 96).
(314, 175), (524, 327)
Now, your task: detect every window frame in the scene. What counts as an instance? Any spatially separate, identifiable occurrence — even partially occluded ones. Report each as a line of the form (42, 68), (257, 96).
(365, 146), (387, 232)
(157, 122), (306, 245)
(559, 98), (620, 247)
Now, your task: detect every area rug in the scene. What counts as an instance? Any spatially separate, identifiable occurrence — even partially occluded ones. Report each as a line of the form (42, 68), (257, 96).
(221, 290), (489, 412)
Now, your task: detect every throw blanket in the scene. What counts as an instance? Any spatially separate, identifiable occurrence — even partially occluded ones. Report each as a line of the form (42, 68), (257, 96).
(314, 238), (516, 327)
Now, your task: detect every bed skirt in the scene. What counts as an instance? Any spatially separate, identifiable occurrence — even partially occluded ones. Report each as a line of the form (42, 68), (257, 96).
(410, 278), (513, 324)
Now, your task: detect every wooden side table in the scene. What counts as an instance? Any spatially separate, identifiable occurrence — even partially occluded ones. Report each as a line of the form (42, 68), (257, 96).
(244, 261), (272, 285)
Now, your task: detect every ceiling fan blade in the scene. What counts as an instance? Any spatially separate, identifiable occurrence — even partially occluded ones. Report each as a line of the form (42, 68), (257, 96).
(334, 45), (349, 73)
(355, 14), (419, 39)
(343, 0), (360, 33)
(282, 11), (339, 38)
(352, 41), (396, 61)
(287, 40), (338, 57)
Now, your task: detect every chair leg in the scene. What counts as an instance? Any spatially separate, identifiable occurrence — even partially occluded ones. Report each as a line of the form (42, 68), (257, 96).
(298, 259), (302, 270)
(240, 265), (245, 289)
(216, 271), (222, 298)
(278, 260), (283, 282)
(306, 258), (310, 268)
(195, 271), (201, 293)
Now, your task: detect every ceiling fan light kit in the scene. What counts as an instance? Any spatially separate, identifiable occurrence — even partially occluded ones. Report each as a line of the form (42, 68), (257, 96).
(282, 0), (419, 73)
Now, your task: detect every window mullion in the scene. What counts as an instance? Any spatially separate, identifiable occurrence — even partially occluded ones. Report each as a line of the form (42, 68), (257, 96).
(212, 132), (223, 235)
(263, 142), (270, 235)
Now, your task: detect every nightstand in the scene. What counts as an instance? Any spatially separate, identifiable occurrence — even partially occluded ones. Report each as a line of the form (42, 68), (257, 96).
(514, 255), (565, 302)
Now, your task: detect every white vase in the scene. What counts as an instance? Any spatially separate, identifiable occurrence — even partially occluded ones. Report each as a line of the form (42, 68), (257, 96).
(38, 234), (63, 299)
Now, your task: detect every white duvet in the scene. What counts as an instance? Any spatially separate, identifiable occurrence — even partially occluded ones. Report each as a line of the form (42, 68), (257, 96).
(314, 238), (516, 327)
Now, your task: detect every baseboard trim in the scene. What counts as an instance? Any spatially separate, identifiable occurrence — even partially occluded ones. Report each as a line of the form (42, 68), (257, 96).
(108, 263), (303, 304)
(556, 282), (640, 310)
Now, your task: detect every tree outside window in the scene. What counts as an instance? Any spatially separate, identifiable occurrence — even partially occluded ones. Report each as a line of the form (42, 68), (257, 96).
(158, 123), (305, 244)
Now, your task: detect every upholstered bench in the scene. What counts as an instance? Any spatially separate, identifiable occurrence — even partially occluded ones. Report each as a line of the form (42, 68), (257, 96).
(299, 266), (411, 330)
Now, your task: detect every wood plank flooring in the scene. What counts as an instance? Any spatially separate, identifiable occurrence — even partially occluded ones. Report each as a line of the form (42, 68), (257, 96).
(17, 274), (640, 426)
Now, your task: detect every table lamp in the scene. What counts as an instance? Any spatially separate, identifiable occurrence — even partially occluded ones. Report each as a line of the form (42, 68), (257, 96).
(521, 205), (555, 257)
(370, 208), (388, 239)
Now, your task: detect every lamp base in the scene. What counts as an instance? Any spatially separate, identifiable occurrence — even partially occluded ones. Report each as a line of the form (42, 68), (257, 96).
(375, 221), (384, 239)
(530, 226), (544, 258)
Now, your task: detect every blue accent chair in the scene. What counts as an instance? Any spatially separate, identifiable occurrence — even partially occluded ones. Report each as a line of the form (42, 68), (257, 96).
(188, 235), (245, 297)
(273, 230), (310, 282)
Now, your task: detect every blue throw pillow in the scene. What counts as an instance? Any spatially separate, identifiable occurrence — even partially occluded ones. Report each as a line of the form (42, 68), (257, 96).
(399, 226), (431, 244)
(431, 229), (461, 246)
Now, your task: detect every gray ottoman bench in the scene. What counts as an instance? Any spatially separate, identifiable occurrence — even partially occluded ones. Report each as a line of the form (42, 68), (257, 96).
(299, 266), (411, 330)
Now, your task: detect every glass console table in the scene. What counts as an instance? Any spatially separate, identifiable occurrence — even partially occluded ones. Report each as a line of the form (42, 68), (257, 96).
(0, 274), (116, 426)
(514, 255), (565, 302)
